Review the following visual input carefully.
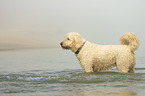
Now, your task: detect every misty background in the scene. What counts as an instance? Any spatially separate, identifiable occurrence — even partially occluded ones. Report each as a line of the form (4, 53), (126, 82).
(0, 0), (144, 55)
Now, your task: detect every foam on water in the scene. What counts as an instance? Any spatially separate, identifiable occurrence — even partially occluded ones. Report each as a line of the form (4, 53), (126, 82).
(0, 68), (145, 96)
(0, 48), (145, 96)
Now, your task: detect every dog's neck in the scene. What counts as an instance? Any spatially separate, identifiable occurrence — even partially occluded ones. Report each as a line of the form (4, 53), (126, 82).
(75, 41), (86, 55)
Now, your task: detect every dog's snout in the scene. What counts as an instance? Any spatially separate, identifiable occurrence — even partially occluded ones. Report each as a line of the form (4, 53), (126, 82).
(60, 42), (63, 46)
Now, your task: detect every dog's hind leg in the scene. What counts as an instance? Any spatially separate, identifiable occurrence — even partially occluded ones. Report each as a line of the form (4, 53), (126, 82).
(116, 54), (136, 73)
(116, 60), (134, 73)
(116, 58), (128, 73)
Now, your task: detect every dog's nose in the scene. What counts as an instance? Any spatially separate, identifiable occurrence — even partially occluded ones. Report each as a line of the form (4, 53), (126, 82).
(60, 42), (63, 46)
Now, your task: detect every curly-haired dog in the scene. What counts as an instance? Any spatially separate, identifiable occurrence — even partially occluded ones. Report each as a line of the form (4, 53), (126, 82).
(60, 32), (139, 73)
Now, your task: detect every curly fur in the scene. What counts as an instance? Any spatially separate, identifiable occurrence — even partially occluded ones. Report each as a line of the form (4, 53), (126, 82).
(60, 32), (140, 73)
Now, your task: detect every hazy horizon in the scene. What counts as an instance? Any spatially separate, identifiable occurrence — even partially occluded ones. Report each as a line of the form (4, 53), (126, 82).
(0, 0), (145, 53)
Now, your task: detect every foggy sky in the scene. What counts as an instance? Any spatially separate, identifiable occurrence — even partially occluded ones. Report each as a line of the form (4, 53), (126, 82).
(0, 0), (145, 53)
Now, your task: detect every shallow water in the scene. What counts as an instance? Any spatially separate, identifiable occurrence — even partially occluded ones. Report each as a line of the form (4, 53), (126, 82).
(0, 48), (145, 96)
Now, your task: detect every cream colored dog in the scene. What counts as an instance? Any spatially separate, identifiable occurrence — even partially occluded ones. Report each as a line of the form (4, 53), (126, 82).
(60, 32), (139, 73)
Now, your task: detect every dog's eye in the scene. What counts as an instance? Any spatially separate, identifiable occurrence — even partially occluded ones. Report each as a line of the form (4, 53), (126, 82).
(67, 38), (70, 40)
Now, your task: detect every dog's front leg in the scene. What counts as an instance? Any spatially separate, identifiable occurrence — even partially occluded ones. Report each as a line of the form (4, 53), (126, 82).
(83, 62), (94, 72)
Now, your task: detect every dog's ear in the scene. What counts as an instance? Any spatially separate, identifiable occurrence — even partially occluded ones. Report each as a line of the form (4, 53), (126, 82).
(73, 33), (83, 49)
(73, 33), (81, 42)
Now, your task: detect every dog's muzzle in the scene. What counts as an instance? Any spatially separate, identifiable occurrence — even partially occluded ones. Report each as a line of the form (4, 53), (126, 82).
(60, 42), (65, 48)
(60, 42), (63, 47)
(60, 42), (70, 49)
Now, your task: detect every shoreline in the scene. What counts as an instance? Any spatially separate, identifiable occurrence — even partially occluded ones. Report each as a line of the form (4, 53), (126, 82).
(0, 46), (60, 51)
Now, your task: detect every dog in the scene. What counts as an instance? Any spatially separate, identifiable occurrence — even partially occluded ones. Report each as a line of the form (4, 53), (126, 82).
(60, 32), (139, 73)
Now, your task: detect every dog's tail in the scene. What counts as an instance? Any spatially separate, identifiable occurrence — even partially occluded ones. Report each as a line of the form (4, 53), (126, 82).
(120, 32), (140, 51)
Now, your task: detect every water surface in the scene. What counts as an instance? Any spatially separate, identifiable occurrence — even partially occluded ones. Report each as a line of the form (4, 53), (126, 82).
(0, 48), (145, 96)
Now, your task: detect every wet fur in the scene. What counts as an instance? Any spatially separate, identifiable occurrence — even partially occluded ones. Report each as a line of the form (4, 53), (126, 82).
(61, 32), (139, 73)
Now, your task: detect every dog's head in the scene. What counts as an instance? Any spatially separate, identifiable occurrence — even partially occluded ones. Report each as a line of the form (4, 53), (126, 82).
(60, 32), (83, 52)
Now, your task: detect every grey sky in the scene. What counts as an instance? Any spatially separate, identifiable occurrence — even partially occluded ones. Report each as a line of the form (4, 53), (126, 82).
(0, 0), (144, 53)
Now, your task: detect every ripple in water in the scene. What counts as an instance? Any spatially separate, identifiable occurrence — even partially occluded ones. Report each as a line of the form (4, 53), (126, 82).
(0, 68), (145, 96)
